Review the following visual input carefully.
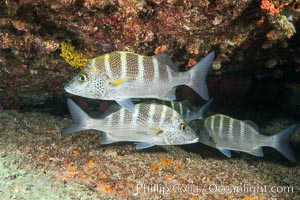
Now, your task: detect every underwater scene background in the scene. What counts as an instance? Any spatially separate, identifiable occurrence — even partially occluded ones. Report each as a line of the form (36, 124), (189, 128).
(1, 0), (300, 199)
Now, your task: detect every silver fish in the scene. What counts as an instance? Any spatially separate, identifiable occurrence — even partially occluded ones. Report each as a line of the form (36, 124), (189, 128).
(62, 99), (199, 149)
(151, 98), (213, 123)
(64, 51), (215, 112)
(199, 114), (298, 162)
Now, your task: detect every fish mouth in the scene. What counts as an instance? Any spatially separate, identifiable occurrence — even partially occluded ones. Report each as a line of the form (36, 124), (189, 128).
(64, 81), (75, 94)
(64, 86), (73, 94)
(189, 137), (199, 144)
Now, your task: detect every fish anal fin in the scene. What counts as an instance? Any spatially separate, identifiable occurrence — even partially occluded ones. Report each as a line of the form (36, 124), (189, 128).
(100, 132), (117, 145)
(218, 148), (232, 157)
(135, 142), (155, 150)
(160, 87), (176, 101)
(251, 147), (264, 157)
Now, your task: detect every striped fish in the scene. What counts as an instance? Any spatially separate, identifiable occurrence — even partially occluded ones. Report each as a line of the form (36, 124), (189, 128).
(62, 99), (199, 149)
(150, 98), (213, 123)
(64, 51), (215, 112)
(200, 114), (298, 162)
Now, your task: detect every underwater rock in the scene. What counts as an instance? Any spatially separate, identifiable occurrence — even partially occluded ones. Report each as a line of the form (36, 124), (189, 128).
(0, 0), (299, 111)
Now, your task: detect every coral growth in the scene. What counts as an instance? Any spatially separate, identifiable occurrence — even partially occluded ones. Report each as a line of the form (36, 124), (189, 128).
(260, 0), (287, 16)
(60, 41), (90, 68)
(266, 15), (296, 40)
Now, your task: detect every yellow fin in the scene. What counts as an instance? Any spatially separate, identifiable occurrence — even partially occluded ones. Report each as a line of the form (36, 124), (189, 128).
(110, 77), (129, 86)
(149, 128), (163, 134)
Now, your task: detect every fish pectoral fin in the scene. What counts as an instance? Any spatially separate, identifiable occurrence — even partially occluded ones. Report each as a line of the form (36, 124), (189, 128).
(136, 131), (150, 135)
(251, 147), (264, 157)
(149, 128), (163, 135)
(116, 98), (135, 113)
(218, 148), (232, 158)
(110, 77), (129, 86)
(135, 142), (155, 150)
(160, 87), (176, 101)
(100, 132), (117, 145)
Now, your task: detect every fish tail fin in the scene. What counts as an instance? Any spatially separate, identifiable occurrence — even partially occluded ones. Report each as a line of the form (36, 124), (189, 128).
(186, 52), (215, 100)
(193, 98), (214, 120)
(61, 99), (93, 136)
(271, 124), (298, 162)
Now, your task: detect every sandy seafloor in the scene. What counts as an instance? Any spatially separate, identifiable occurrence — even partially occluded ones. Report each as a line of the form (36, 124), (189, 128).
(0, 109), (300, 200)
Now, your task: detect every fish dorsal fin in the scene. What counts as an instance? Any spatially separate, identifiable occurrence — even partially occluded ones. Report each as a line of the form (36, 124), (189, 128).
(153, 53), (179, 72)
(135, 142), (155, 150)
(243, 120), (260, 132)
(218, 148), (232, 157)
(116, 98), (135, 113)
(251, 147), (264, 157)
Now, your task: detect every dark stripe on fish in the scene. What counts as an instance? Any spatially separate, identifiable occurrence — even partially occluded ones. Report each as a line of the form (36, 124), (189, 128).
(109, 52), (122, 78)
(125, 52), (139, 79)
(143, 56), (155, 82)
(124, 109), (132, 125)
(158, 62), (169, 82)
(112, 111), (120, 126)
(232, 120), (241, 137)
(94, 56), (106, 72)
(212, 115), (220, 135)
(221, 115), (231, 136)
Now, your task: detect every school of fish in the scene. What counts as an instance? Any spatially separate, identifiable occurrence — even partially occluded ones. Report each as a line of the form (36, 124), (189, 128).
(62, 51), (299, 162)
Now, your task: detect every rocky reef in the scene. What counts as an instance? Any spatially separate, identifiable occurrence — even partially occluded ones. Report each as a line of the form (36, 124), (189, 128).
(0, 0), (299, 113)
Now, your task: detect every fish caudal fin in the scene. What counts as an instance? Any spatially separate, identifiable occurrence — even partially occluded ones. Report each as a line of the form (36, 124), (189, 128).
(61, 99), (92, 136)
(272, 124), (298, 162)
(186, 52), (215, 100)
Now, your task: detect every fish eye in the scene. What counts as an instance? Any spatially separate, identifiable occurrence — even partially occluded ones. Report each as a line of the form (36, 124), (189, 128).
(78, 73), (88, 82)
(180, 122), (187, 131)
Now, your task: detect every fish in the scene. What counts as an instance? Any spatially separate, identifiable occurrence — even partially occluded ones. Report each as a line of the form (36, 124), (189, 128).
(150, 98), (213, 123)
(64, 51), (215, 112)
(61, 99), (199, 149)
(199, 114), (298, 162)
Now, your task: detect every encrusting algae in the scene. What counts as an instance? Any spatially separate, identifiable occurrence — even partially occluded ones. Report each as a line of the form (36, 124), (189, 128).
(60, 41), (90, 68)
